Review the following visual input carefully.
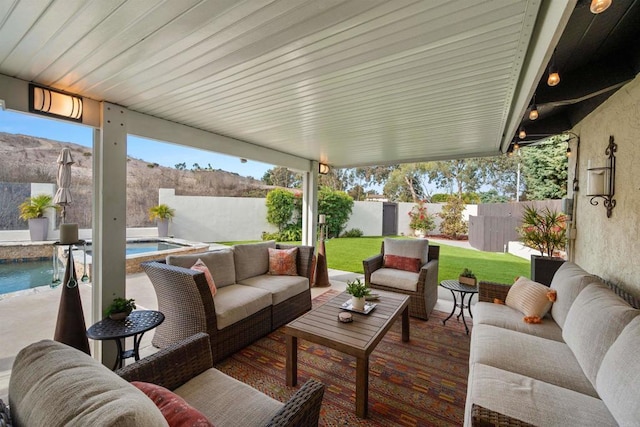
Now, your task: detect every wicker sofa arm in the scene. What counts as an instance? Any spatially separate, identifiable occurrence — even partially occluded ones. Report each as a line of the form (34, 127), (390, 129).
(0, 399), (11, 427)
(363, 254), (384, 284)
(471, 404), (536, 427)
(478, 281), (511, 303)
(116, 332), (213, 390)
(266, 379), (325, 427)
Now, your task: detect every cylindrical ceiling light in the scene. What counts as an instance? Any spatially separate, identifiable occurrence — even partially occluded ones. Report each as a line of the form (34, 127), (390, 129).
(590, 0), (612, 14)
(29, 84), (83, 121)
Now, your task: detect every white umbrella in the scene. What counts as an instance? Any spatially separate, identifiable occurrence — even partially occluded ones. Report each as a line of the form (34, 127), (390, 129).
(53, 147), (74, 223)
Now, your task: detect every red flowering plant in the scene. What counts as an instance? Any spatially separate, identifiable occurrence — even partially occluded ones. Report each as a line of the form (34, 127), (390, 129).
(408, 200), (436, 234)
(518, 205), (567, 257)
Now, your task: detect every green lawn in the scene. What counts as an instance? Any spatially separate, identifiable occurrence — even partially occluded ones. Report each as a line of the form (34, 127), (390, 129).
(218, 236), (530, 285)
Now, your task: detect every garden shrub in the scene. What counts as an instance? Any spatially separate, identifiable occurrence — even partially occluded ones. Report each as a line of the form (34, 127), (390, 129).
(439, 195), (468, 239)
(341, 228), (363, 238)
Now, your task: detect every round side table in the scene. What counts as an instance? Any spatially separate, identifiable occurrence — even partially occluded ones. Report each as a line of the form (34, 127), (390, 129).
(87, 310), (164, 370)
(440, 280), (478, 335)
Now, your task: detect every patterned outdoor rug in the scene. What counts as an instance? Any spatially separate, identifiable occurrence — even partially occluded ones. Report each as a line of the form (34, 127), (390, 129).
(215, 290), (471, 426)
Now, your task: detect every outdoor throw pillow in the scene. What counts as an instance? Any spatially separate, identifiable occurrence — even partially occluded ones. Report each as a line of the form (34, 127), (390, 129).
(268, 247), (298, 276)
(132, 382), (214, 427)
(383, 254), (422, 273)
(505, 277), (554, 322)
(191, 259), (217, 296)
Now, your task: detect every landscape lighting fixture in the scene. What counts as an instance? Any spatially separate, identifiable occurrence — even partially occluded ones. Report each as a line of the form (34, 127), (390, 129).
(29, 84), (82, 122)
(590, 0), (612, 14)
(319, 163), (330, 175)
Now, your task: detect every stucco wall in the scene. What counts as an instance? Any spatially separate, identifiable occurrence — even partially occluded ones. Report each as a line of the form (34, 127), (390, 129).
(568, 73), (640, 293)
(344, 202), (383, 236)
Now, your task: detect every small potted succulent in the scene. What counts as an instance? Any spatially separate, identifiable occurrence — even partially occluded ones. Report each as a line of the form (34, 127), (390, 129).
(458, 268), (477, 286)
(345, 278), (371, 311)
(105, 297), (136, 320)
(148, 204), (175, 237)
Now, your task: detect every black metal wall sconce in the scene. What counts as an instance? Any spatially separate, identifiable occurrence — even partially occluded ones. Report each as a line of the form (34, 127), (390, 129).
(586, 135), (616, 218)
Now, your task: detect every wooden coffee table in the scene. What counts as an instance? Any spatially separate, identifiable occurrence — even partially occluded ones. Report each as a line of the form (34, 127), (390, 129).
(284, 290), (409, 418)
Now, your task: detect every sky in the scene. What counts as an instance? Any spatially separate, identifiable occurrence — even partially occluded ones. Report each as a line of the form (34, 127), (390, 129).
(0, 109), (274, 180)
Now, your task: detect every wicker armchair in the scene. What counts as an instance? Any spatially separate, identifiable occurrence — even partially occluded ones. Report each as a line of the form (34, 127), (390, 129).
(363, 241), (439, 320)
(116, 333), (325, 427)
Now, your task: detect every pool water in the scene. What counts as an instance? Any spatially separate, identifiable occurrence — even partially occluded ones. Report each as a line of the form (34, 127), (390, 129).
(0, 260), (56, 295)
(85, 241), (184, 256)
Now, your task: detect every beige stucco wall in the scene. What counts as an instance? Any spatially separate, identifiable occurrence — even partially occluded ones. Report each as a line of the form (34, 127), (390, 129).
(568, 73), (640, 293)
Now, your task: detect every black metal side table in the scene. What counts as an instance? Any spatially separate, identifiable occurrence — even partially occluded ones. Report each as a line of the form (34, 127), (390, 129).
(440, 280), (478, 335)
(86, 310), (164, 370)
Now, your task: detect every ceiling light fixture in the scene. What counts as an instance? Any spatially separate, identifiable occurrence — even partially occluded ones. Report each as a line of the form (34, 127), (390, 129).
(529, 95), (539, 120)
(518, 127), (526, 139)
(29, 84), (83, 122)
(590, 0), (612, 14)
(547, 51), (560, 87)
(319, 163), (330, 175)
(513, 142), (520, 151)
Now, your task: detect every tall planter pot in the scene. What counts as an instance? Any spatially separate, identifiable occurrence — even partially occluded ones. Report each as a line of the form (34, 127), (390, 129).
(157, 219), (169, 237)
(28, 217), (49, 241)
(530, 255), (565, 287)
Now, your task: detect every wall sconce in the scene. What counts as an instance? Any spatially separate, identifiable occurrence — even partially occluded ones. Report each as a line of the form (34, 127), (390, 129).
(586, 135), (616, 218)
(29, 84), (83, 122)
(590, 0), (612, 14)
(319, 163), (330, 175)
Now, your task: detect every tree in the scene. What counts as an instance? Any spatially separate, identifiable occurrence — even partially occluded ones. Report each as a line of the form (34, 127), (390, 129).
(265, 188), (296, 231)
(174, 162), (187, 170)
(318, 187), (354, 238)
(383, 164), (429, 202)
(439, 195), (468, 239)
(424, 159), (485, 196)
(262, 166), (302, 188)
(347, 184), (367, 201)
(521, 139), (568, 200)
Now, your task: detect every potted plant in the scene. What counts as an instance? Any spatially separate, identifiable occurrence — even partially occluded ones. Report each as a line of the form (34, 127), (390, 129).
(149, 204), (175, 237)
(346, 278), (371, 311)
(408, 200), (436, 238)
(458, 268), (477, 286)
(105, 297), (136, 320)
(18, 194), (58, 241)
(518, 205), (567, 286)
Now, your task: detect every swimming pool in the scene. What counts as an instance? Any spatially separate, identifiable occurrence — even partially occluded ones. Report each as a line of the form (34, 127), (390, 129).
(85, 241), (186, 256)
(0, 259), (56, 295)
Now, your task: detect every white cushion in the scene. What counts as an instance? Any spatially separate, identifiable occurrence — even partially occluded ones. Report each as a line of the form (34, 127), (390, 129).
(563, 282), (639, 387)
(238, 274), (308, 305)
(597, 316), (640, 426)
(175, 368), (282, 427)
(9, 340), (168, 427)
(465, 363), (617, 427)
(168, 249), (236, 288)
(549, 262), (601, 328)
(233, 241), (276, 282)
(214, 284), (272, 329)
(505, 277), (553, 319)
(370, 267), (419, 292)
(383, 238), (429, 264)
(473, 302), (564, 341)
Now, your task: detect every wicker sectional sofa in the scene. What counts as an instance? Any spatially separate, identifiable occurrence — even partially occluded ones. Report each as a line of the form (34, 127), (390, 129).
(142, 241), (314, 362)
(465, 262), (640, 426)
(1, 333), (324, 426)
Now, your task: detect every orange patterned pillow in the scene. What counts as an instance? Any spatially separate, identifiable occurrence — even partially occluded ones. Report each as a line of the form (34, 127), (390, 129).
(191, 259), (217, 297)
(132, 381), (214, 427)
(383, 254), (422, 273)
(268, 247), (298, 276)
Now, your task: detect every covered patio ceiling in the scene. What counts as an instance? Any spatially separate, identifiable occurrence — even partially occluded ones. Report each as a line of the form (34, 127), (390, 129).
(0, 0), (581, 169)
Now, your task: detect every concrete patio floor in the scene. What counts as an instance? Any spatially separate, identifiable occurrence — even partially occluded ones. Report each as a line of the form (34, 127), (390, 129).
(0, 254), (461, 402)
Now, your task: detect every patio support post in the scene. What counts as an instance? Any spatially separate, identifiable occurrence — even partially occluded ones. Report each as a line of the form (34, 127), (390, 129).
(301, 161), (319, 246)
(92, 102), (128, 367)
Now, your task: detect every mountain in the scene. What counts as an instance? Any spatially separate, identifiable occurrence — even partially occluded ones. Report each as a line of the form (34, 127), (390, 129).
(0, 132), (271, 229)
